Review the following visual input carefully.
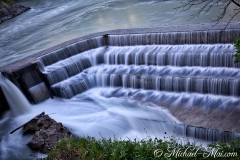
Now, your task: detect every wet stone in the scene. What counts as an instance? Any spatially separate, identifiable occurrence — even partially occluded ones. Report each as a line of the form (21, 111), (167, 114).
(0, 2), (30, 24)
(22, 113), (74, 154)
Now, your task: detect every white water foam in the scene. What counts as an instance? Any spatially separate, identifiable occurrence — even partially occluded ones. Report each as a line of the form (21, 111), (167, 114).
(0, 74), (31, 117)
(0, 87), (185, 159)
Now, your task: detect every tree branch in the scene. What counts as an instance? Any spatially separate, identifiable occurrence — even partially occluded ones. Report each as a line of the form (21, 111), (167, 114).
(176, 0), (240, 29)
(231, 0), (240, 7)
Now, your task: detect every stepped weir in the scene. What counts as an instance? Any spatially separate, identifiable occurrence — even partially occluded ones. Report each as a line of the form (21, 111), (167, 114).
(1, 22), (240, 142)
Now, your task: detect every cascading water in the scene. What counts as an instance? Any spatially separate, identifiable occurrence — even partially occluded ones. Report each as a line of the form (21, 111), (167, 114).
(1, 0), (240, 159)
(35, 32), (240, 135)
(0, 79), (201, 159)
(1, 30), (240, 159)
(0, 74), (31, 116)
(38, 42), (240, 98)
(33, 30), (240, 133)
(0, 74), (33, 159)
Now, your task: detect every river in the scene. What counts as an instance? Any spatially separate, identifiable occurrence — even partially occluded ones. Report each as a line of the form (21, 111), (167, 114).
(0, 0), (240, 159)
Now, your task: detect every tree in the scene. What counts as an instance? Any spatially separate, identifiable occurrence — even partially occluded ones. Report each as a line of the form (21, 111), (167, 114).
(176, 0), (240, 62)
(176, 0), (240, 27)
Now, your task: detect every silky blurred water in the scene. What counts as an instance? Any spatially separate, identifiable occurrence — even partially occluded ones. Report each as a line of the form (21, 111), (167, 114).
(0, 1), (240, 159)
(0, 87), (185, 159)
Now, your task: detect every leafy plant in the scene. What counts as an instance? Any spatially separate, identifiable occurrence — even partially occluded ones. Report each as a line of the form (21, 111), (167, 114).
(233, 35), (240, 63)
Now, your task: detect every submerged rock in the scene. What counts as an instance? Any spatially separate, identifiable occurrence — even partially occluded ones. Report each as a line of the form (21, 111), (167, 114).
(11, 112), (74, 154)
(0, 2), (30, 24)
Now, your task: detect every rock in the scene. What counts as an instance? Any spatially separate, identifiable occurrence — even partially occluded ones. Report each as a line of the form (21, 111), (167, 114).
(22, 113), (74, 154)
(23, 115), (53, 135)
(0, 2), (30, 24)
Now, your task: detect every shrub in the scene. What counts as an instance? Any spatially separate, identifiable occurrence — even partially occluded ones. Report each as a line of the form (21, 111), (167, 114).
(233, 35), (240, 63)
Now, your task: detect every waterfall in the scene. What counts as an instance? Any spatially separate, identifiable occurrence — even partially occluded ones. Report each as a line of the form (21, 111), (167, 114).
(29, 31), (240, 139)
(36, 39), (240, 98)
(1, 0), (240, 158)
(32, 31), (240, 134)
(108, 30), (240, 45)
(2, 27), (240, 160)
(101, 44), (238, 67)
(0, 74), (31, 116)
(46, 65), (240, 98)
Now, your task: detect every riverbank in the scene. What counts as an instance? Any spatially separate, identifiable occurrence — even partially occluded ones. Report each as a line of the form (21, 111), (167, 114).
(0, 1), (30, 24)
(47, 136), (240, 159)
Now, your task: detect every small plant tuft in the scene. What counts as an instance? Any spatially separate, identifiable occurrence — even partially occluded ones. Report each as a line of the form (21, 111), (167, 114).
(233, 35), (240, 63)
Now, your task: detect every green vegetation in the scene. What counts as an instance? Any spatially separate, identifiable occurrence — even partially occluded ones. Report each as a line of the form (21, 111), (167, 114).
(0, 0), (14, 8)
(233, 35), (240, 63)
(0, 0), (13, 4)
(47, 136), (240, 160)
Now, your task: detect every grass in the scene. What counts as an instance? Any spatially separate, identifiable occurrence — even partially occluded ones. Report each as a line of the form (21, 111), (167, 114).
(46, 135), (240, 160)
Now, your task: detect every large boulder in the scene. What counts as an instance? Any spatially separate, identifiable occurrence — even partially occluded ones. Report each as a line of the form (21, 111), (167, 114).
(0, 2), (30, 23)
(22, 113), (74, 153)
